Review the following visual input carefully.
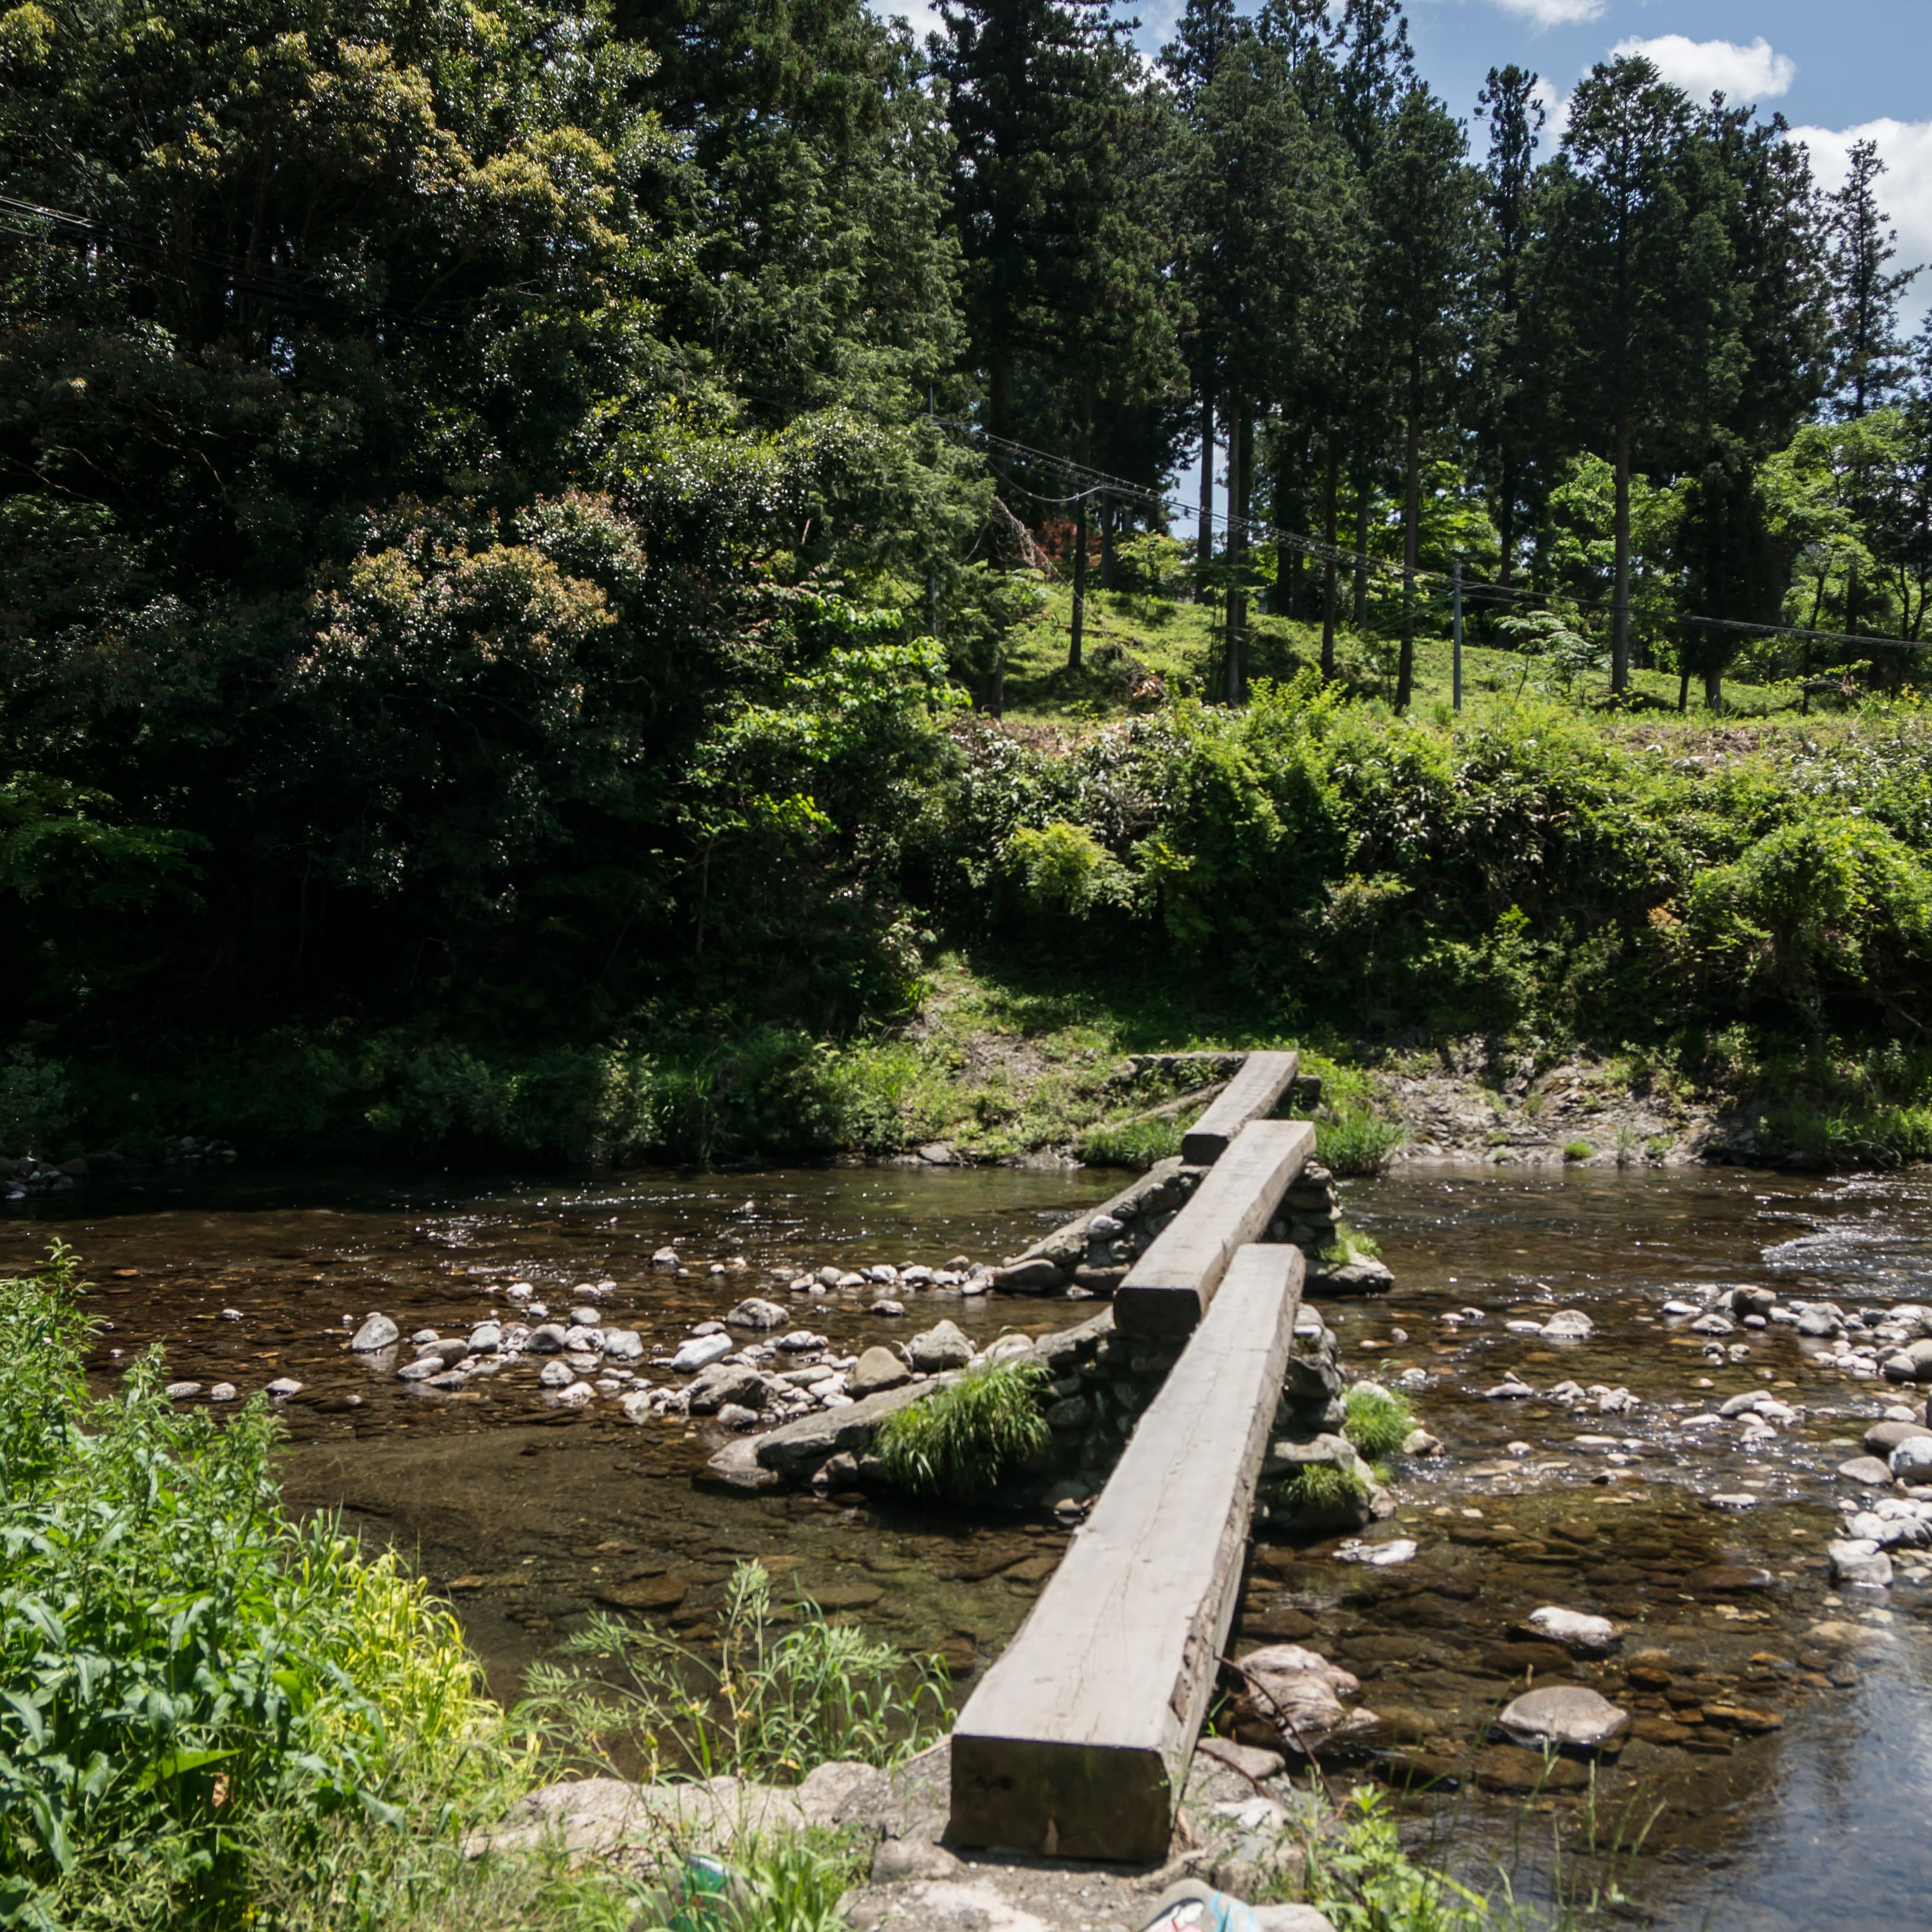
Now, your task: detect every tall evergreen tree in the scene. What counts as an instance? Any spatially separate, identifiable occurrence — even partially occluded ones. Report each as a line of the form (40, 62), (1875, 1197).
(1367, 83), (1482, 709)
(1524, 56), (1740, 694)
(1676, 103), (1831, 706)
(1473, 65), (1544, 603)
(1825, 140), (1923, 420)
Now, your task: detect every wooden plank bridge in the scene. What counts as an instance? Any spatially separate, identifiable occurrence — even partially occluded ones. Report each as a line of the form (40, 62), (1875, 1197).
(949, 1054), (1319, 1863)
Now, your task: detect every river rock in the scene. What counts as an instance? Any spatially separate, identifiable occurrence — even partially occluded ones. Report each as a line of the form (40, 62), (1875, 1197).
(716, 1402), (760, 1431)
(907, 1321), (974, 1372)
(1519, 1607), (1619, 1656)
(1866, 1419), (1932, 1455)
(416, 1337), (469, 1366)
(688, 1363), (768, 1413)
(1795, 1306), (1843, 1337)
(726, 1297), (788, 1330)
(350, 1313), (399, 1351)
(1232, 1645), (1378, 1756)
(778, 1330), (827, 1353)
(871, 1299), (906, 1318)
(550, 1380), (595, 1408)
(671, 1332), (735, 1373)
(1688, 1313), (1734, 1336)
(1839, 1456), (1896, 1487)
(1541, 1309), (1593, 1339)
(527, 1324), (572, 1355)
(980, 1333), (1036, 1367)
(208, 1382), (237, 1402)
(398, 1357), (445, 1380)
(165, 1381), (202, 1399)
(467, 1322), (503, 1354)
(540, 1359), (578, 1388)
(603, 1328), (644, 1361)
(1828, 1538), (1893, 1588)
(1889, 1436), (1932, 1479)
(1493, 1685), (1628, 1752)
(651, 1247), (680, 1268)
(264, 1378), (303, 1399)
(993, 1257), (1064, 1292)
(849, 1346), (913, 1398)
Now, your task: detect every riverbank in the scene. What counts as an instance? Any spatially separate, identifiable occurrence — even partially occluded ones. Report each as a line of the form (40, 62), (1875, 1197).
(11, 962), (1928, 1188)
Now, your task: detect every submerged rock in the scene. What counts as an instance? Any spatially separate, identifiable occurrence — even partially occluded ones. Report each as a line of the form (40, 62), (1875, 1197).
(1519, 1607), (1619, 1656)
(1493, 1685), (1628, 1752)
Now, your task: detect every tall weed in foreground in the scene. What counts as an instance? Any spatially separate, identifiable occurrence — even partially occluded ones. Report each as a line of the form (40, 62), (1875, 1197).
(1277, 1779), (1660, 1932)
(518, 1561), (952, 1785)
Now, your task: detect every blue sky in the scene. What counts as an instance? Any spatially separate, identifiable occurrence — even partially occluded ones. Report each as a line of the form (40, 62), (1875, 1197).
(872, 0), (1932, 329)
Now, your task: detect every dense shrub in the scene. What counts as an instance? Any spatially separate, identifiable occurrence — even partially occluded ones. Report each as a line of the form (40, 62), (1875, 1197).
(0, 1250), (511, 1928)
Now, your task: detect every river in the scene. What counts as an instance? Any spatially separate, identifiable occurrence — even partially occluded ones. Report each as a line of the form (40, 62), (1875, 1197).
(7, 1159), (1930, 1932)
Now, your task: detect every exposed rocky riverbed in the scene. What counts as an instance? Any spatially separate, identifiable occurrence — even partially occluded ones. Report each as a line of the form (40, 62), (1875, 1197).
(8, 1161), (1932, 1930)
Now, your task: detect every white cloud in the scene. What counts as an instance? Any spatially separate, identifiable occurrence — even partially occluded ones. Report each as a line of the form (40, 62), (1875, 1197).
(1530, 73), (1572, 144)
(1610, 34), (1796, 103)
(1489, 0), (1605, 27)
(865, 0), (944, 48)
(1790, 118), (1932, 329)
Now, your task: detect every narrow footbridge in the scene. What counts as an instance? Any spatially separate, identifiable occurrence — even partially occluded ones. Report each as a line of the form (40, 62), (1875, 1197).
(949, 1051), (1318, 1862)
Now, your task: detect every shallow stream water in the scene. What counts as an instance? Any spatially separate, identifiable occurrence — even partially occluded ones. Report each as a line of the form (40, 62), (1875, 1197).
(8, 1160), (1932, 1932)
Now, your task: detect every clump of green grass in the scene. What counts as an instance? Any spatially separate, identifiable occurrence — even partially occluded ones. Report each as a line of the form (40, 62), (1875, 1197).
(1078, 1115), (1183, 1167)
(1277, 1459), (1371, 1515)
(1341, 1383), (1415, 1459)
(1562, 1139), (1593, 1162)
(1316, 1109), (1407, 1177)
(872, 1358), (1053, 1502)
(519, 1561), (951, 1785)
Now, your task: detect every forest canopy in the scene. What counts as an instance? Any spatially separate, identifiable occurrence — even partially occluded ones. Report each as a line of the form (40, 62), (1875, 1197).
(2, 0), (1930, 1159)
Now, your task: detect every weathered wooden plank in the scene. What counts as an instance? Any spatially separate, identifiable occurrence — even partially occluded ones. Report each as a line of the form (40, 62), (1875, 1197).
(1115, 1118), (1314, 1338)
(949, 1243), (1305, 1862)
(1180, 1050), (1300, 1165)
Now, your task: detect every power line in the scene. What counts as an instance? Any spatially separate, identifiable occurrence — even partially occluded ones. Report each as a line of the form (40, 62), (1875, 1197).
(940, 417), (1930, 658)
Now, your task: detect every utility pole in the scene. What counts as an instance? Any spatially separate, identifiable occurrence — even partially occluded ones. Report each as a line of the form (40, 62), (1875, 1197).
(1451, 558), (1463, 713)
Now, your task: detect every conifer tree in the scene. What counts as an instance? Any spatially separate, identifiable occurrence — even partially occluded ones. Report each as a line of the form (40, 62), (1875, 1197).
(1826, 140), (1924, 420)
(1524, 56), (1740, 695)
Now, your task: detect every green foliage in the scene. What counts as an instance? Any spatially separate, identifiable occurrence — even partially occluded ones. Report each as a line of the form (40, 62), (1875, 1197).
(519, 1561), (951, 1786)
(871, 1360), (1052, 1503)
(1006, 822), (1138, 920)
(1317, 1110), (1408, 1178)
(1077, 1116), (1183, 1168)
(1277, 1458), (1370, 1515)
(1296, 1787), (1494, 1931)
(0, 1249), (529, 1930)
(1341, 1384), (1414, 1460)
(1562, 1141), (1592, 1162)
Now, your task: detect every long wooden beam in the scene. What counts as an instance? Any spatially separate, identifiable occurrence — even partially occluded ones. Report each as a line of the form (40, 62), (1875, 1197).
(1115, 1118), (1313, 1338)
(949, 1243), (1305, 1863)
(1180, 1050), (1299, 1165)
